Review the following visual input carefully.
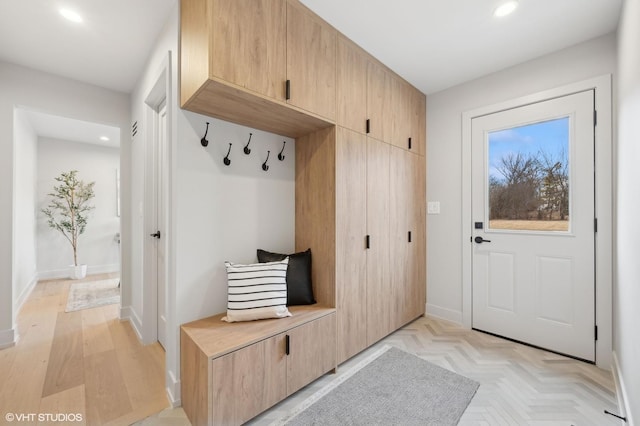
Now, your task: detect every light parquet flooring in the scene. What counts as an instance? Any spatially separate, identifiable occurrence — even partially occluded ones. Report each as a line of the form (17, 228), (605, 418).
(0, 274), (169, 426)
(141, 315), (620, 426)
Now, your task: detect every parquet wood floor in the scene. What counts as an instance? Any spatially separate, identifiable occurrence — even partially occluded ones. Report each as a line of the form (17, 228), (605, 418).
(141, 315), (621, 426)
(0, 274), (169, 426)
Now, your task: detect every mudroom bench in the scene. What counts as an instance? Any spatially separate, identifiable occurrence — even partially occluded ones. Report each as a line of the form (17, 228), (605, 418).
(180, 306), (337, 426)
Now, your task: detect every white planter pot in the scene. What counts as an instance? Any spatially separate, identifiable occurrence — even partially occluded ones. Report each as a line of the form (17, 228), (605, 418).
(70, 264), (88, 280)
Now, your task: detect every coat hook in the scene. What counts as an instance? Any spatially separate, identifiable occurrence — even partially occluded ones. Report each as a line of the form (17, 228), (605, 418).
(201, 122), (210, 147)
(223, 143), (232, 166)
(278, 141), (286, 161)
(262, 150), (270, 171)
(243, 133), (253, 155)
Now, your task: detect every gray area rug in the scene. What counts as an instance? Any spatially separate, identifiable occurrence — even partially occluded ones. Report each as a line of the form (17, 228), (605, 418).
(65, 278), (120, 312)
(276, 346), (479, 426)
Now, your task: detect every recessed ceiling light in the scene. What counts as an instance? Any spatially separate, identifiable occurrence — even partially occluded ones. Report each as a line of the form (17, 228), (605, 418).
(494, 1), (519, 18)
(99, 136), (110, 142)
(59, 8), (83, 23)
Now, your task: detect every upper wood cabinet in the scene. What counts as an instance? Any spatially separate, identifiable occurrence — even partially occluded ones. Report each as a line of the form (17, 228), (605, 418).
(210, 0), (286, 101)
(180, 0), (334, 138)
(366, 61), (394, 143)
(286, 0), (337, 120)
(337, 36), (368, 133)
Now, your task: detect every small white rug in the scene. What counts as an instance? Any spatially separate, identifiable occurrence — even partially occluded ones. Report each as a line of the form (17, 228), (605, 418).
(65, 278), (120, 312)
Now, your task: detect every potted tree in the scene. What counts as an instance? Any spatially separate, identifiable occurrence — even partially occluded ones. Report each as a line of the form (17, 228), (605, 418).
(42, 170), (95, 279)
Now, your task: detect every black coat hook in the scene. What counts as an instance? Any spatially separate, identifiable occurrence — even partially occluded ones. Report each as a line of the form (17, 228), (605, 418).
(262, 150), (270, 171)
(243, 133), (253, 155)
(201, 122), (210, 147)
(223, 143), (232, 166)
(278, 141), (286, 161)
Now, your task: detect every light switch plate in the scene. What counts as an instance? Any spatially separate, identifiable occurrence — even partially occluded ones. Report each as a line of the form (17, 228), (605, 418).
(427, 201), (440, 215)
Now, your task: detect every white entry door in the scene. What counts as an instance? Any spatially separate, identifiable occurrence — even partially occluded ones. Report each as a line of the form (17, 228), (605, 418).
(471, 90), (595, 362)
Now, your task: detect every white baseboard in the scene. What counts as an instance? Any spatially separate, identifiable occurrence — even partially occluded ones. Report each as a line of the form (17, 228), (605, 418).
(612, 351), (634, 426)
(425, 303), (464, 325)
(38, 264), (120, 281)
(167, 370), (181, 407)
(0, 328), (16, 349)
(120, 305), (144, 342)
(14, 273), (38, 314)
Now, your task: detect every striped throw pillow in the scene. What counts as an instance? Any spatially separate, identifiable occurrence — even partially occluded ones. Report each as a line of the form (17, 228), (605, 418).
(222, 257), (292, 323)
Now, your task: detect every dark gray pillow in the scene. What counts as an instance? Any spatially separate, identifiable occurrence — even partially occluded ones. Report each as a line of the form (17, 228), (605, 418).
(257, 249), (316, 306)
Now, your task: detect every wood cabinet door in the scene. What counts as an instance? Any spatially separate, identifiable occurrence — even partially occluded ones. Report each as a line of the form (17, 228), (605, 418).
(211, 0), (287, 101)
(337, 37), (368, 133)
(210, 334), (287, 425)
(287, 314), (337, 395)
(367, 61), (393, 143)
(391, 77), (412, 151)
(410, 87), (427, 156)
(286, 0), (336, 120)
(407, 151), (426, 320)
(336, 127), (368, 363)
(366, 137), (393, 345)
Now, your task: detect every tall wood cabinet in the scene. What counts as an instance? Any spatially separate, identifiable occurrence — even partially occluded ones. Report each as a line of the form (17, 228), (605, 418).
(297, 126), (426, 365)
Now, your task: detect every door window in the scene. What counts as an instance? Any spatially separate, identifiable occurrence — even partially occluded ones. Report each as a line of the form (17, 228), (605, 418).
(487, 117), (570, 232)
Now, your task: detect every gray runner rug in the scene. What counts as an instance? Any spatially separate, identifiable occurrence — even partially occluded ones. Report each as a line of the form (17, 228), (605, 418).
(65, 278), (120, 312)
(275, 346), (479, 426)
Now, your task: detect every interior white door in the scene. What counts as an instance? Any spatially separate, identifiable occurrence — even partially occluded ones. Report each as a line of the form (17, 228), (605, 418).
(471, 90), (595, 362)
(156, 100), (167, 349)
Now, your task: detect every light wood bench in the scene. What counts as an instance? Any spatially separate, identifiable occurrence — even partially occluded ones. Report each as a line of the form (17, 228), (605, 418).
(181, 305), (337, 426)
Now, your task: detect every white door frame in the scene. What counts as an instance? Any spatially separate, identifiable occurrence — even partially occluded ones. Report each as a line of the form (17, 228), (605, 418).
(461, 75), (612, 368)
(142, 53), (172, 346)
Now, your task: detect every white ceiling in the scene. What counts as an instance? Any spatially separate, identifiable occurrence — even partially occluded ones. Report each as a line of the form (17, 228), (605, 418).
(0, 0), (623, 97)
(21, 109), (121, 149)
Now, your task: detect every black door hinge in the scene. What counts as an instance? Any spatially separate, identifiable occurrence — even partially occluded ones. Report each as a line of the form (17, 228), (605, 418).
(594, 218), (598, 233)
(594, 110), (597, 126)
(595, 325), (598, 341)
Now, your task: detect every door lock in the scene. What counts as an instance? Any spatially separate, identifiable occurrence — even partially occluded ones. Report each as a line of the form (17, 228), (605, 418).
(474, 236), (491, 244)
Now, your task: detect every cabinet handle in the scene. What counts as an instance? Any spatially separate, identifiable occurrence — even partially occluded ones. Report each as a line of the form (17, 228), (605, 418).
(285, 335), (290, 355)
(366, 119), (370, 134)
(408, 137), (412, 150)
(366, 235), (370, 249)
(408, 231), (412, 243)
(285, 80), (291, 100)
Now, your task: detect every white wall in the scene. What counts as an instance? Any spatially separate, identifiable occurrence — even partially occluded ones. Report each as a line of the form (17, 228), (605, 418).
(615, 0), (640, 422)
(130, 4), (295, 404)
(12, 109), (38, 315)
(0, 60), (129, 348)
(426, 34), (616, 323)
(37, 138), (120, 278)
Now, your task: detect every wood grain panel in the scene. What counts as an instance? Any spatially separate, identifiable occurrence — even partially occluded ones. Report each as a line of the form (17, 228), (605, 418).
(286, 0), (337, 120)
(411, 87), (427, 156)
(42, 311), (84, 398)
(180, 0), (210, 106)
(335, 127), (368, 363)
(184, 78), (333, 138)
(367, 61), (393, 143)
(286, 313), (337, 395)
(295, 126), (336, 307)
(181, 329), (210, 426)
(391, 77), (412, 150)
(408, 151), (426, 320)
(337, 36), (368, 133)
(366, 137), (392, 345)
(212, 0), (286, 100)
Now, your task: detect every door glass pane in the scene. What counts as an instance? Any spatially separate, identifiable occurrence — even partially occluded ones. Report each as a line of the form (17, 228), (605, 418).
(488, 117), (570, 232)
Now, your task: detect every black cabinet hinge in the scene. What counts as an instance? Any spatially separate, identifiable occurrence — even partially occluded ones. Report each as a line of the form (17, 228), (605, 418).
(285, 80), (291, 100)
(366, 119), (370, 134)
